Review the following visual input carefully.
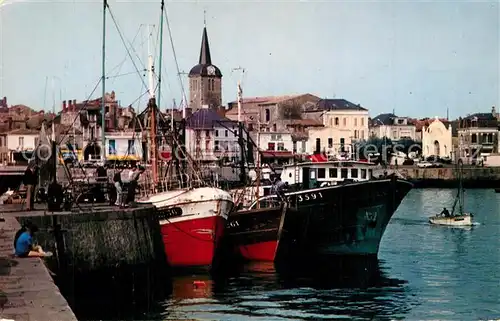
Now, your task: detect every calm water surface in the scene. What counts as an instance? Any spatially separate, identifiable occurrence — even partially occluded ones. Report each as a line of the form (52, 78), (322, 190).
(149, 189), (500, 321)
(72, 189), (500, 321)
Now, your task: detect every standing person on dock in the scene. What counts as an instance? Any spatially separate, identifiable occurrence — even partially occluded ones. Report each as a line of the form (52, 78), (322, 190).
(14, 220), (52, 258)
(113, 169), (123, 207)
(128, 165), (137, 181)
(125, 166), (145, 206)
(23, 162), (38, 211)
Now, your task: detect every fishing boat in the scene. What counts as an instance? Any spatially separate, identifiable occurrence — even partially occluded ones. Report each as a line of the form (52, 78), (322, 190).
(136, 8), (233, 269)
(223, 82), (290, 261)
(227, 156), (412, 261)
(429, 160), (473, 227)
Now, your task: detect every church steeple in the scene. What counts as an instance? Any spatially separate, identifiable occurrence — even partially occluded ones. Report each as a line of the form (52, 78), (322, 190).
(188, 22), (222, 111)
(198, 27), (212, 65)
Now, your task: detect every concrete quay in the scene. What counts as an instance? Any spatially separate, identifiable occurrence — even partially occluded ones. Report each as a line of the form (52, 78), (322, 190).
(0, 213), (77, 321)
(0, 202), (168, 320)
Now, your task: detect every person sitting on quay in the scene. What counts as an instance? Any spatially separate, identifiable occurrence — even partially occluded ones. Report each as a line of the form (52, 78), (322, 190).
(14, 220), (52, 258)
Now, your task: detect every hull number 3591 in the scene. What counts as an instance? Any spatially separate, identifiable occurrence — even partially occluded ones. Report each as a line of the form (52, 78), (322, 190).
(296, 191), (323, 203)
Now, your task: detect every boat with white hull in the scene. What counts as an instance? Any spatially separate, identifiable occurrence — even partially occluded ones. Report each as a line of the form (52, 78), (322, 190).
(429, 214), (473, 226)
(138, 187), (234, 268)
(429, 160), (474, 227)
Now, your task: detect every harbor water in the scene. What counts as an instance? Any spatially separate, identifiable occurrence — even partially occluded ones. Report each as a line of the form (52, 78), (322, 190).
(70, 189), (500, 321)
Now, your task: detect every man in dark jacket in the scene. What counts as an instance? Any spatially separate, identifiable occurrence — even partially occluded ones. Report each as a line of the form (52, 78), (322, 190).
(23, 163), (38, 211)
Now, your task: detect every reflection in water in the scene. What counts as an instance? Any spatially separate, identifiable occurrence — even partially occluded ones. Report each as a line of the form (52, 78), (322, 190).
(159, 258), (413, 321)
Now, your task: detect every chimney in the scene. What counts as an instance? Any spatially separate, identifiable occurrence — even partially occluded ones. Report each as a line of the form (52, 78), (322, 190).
(2, 96), (6, 107)
(73, 99), (77, 112)
(67, 99), (72, 112)
(62, 100), (67, 112)
(492, 105), (496, 116)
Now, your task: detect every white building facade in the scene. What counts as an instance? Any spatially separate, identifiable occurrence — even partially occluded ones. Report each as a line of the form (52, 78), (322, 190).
(185, 109), (240, 162)
(421, 117), (453, 158)
(105, 131), (143, 161)
(370, 114), (417, 141)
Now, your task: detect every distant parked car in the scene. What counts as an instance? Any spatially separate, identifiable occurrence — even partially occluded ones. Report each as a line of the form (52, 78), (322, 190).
(417, 161), (433, 168)
(417, 161), (443, 168)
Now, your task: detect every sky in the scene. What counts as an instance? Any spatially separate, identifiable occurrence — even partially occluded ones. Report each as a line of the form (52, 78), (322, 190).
(0, 0), (498, 119)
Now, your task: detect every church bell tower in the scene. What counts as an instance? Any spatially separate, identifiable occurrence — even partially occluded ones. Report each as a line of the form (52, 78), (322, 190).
(188, 25), (223, 111)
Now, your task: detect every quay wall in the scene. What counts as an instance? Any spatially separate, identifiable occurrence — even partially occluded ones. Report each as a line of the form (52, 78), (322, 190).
(397, 167), (500, 188)
(17, 205), (167, 273)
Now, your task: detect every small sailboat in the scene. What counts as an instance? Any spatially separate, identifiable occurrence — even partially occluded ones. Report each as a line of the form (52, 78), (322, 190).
(429, 160), (474, 226)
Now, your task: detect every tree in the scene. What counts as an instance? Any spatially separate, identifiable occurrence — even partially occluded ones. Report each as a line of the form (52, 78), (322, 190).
(393, 138), (421, 156)
(356, 137), (393, 164)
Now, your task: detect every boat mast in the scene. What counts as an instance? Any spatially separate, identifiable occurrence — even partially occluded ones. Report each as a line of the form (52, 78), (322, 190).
(233, 67), (246, 185)
(255, 109), (261, 209)
(101, 0), (107, 162)
(147, 24), (158, 187)
(157, 0), (165, 111)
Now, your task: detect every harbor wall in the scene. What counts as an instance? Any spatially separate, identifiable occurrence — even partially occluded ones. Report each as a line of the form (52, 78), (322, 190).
(397, 167), (500, 188)
(16, 206), (168, 273)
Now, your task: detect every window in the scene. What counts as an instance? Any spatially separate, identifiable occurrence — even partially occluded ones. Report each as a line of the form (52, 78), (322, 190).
(214, 140), (220, 151)
(392, 131), (397, 139)
(315, 138), (321, 153)
(361, 130), (364, 139)
(341, 168), (348, 178)
(19, 137), (24, 147)
(335, 117), (339, 126)
(354, 118), (357, 126)
(351, 168), (358, 178)
(318, 168), (326, 179)
(361, 118), (364, 126)
(329, 168), (337, 178)
(343, 118), (347, 126)
(340, 138), (345, 152)
(360, 168), (367, 179)
(225, 130), (228, 137)
(328, 138), (333, 148)
(109, 139), (116, 155)
(488, 133), (494, 143)
(265, 109), (270, 122)
(471, 134), (477, 143)
(215, 130), (219, 137)
(268, 142), (275, 150)
(354, 130), (358, 139)
(127, 140), (135, 154)
(205, 130), (210, 138)
(301, 141), (306, 153)
(272, 124), (277, 132)
(277, 143), (285, 151)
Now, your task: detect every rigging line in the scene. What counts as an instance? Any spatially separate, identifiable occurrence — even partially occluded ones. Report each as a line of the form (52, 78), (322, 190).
(163, 6), (186, 101)
(107, 4), (148, 90)
(108, 24), (144, 84)
(56, 78), (102, 145)
(106, 70), (146, 80)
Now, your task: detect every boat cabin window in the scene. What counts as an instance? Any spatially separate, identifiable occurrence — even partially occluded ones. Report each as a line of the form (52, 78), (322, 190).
(329, 168), (338, 178)
(310, 170), (316, 179)
(360, 168), (367, 179)
(368, 169), (373, 178)
(317, 168), (326, 179)
(351, 168), (358, 178)
(341, 168), (348, 179)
